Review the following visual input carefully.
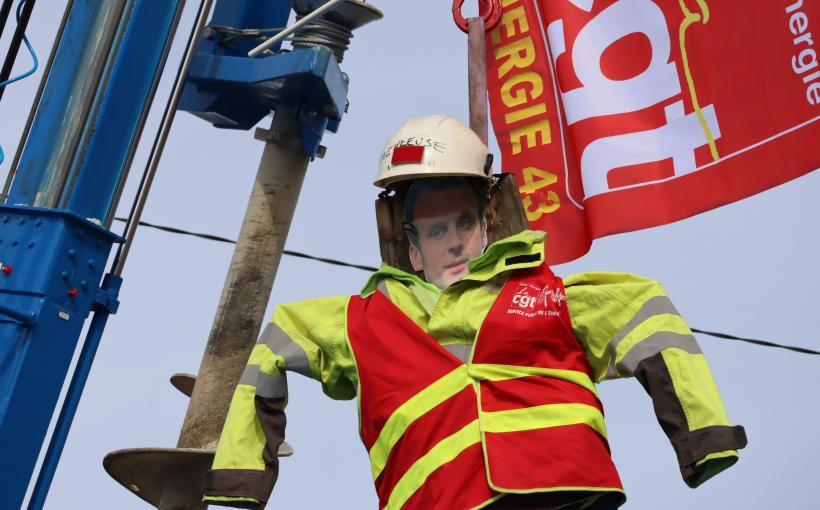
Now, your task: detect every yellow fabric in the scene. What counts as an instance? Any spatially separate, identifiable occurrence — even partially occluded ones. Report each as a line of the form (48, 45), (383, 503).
(698, 449), (737, 465)
(272, 296), (358, 400)
(248, 343), (283, 373)
(614, 313), (692, 363)
(465, 230), (546, 278)
(481, 403), (607, 438)
(382, 278), (437, 332)
(469, 364), (597, 395)
(385, 420), (482, 510)
(662, 349), (731, 430)
(692, 450), (739, 487)
(210, 229), (741, 493)
(203, 496), (261, 504)
(369, 362), (600, 483)
(211, 385), (267, 471)
(561, 271), (677, 382)
(370, 365), (472, 480)
(377, 396), (614, 507)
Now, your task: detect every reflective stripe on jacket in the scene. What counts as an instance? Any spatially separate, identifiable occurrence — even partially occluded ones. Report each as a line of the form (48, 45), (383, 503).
(347, 261), (623, 509)
(203, 230), (746, 509)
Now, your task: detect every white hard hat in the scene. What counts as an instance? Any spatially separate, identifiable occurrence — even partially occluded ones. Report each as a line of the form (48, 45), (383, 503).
(375, 115), (491, 188)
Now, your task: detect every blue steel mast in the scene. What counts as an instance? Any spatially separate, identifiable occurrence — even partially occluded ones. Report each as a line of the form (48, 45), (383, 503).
(0, 1), (186, 508)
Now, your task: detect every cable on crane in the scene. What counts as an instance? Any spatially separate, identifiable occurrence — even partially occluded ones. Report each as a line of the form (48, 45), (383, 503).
(111, 217), (820, 357)
(290, 15), (352, 63)
(0, 0), (14, 42)
(0, 0), (37, 91)
(209, 14), (354, 62)
(0, 0), (69, 203)
(206, 24), (287, 49)
(0, 0), (38, 167)
(111, 0), (216, 277)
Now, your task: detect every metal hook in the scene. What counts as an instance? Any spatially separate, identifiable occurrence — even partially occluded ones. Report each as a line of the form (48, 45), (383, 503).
(452, 0), (502, 33)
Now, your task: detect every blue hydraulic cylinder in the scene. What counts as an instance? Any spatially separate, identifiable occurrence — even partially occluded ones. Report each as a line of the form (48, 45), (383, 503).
(63, 0), (186, 225)
(0, 0), (185, 508)
(7, 0), (184, 226)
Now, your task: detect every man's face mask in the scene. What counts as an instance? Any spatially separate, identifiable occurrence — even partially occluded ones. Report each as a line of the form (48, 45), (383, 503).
(407, 182), (487, 290)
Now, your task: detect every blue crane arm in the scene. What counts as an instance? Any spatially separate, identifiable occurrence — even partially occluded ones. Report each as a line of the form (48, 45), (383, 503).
(0, 2), (185, 508)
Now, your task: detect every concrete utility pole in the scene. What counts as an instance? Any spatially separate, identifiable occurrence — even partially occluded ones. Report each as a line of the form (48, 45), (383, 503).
(158, 106), (310, 510)
(175, 106), (308, 455)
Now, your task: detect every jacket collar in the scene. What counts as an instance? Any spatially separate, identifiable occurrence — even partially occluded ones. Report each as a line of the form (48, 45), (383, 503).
(361, 230), (546, 296)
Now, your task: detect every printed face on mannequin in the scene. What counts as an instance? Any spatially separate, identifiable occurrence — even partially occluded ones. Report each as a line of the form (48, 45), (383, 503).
(406, 181), (488, 289)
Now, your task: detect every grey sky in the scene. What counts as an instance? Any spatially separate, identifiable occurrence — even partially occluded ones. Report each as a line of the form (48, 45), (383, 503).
(0, 1), (817, 509)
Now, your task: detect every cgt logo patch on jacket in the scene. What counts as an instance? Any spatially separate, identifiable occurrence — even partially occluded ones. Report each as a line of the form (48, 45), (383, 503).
(508, 282), (566, 318)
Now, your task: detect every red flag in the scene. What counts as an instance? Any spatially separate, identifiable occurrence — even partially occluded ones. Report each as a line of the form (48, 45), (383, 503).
(486, 0), (820, 264)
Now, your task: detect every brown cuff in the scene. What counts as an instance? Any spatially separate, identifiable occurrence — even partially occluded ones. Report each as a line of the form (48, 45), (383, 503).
(204, 468), (276, 504)
(673, 425), (747, 486)
(673, 425), (747, 468)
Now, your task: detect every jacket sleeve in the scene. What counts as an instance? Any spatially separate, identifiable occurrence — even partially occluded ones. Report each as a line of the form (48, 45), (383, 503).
(203, 296), (357, 508)
(563, 272), (747, 488)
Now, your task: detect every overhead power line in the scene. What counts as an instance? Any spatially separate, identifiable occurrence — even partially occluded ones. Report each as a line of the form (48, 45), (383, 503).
(691, 328), (820, 356)
(113, 217), (379, 272)
(112, 217), (820, 357)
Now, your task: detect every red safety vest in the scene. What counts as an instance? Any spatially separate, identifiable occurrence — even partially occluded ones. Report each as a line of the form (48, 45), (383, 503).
(347, 263), (623, 510)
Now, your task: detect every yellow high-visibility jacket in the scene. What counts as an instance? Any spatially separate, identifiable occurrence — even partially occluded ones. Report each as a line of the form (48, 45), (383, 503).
(203, 230), (746, 509)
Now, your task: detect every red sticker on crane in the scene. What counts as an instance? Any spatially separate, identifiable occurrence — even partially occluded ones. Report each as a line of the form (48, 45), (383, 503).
(391, 145), (425, 166)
